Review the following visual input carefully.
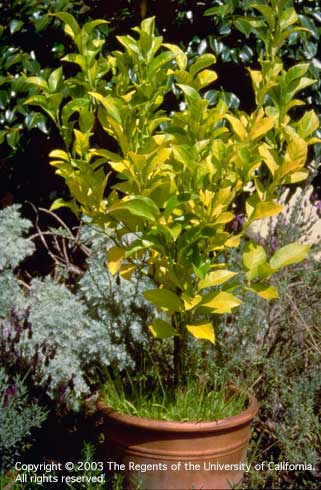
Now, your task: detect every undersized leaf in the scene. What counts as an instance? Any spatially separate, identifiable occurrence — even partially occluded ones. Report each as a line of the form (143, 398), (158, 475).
(149, 319), (178, 339)
(198, 270), (237, 291)
(246, 283), (279, 300)
(144, 288), (182, 313)
(107, 246), (124, 275)
(270, 243), (311, 271)
(186, 322), (215, 343)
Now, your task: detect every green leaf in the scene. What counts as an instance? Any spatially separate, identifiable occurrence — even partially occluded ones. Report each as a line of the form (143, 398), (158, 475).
(270, 243), (311, 271)
(286, 63), (310, 83)
(186, 322), (215, 343)
(149, 319), (178, 339)
(9, 20), (24, 34)
(198, 270), (237, 291)
(108, 196), (160, 222)
(177, 84), (201, 102)
(148, 51), (178, 77)
(279, 8), (298, 31)
(48, 67), (63, 92)
(53, 12), (80, 41)
(144, 288), (182, 313)
(82, 19), (109, 37)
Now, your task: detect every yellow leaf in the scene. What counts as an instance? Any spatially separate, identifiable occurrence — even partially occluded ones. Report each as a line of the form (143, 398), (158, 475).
(225, 234), (241, 247)
(182, 294), (202, 311)
(270, 243), (311, 271)
(249, 116), (274, 140)
(214, 212), (234, 224)
(198, 270), (237, 291)
(195, 69), (218, 89)
(243, 242), (267, 270)
(225, 114), (247, 140)
(249, 201), (284, 222)
(149, 319), (178, 339)
(109, 160), (127, 173)
(198, 291), (243, 314)
(119, 263), (136, 280)
(247, 284), (279, 299)
(259, 143), (279, 175)
(286, 169), (309, 184)
(284, 136), (307, 166)
(107, 246), (124, 275)
(186, 322), (215, 343)
(49, 149), (69, 161)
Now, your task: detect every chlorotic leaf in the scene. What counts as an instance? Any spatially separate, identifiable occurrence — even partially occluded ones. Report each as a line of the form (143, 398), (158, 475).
(198, 291), (242, 314)
(186, 322), (215, 343)
(108, 196), (160, 222)
(247, 283), (279, 299)
(270, 243), (311, 271)
(249, 201), (284, 222)
(243, 242), (267, 271)
(149, 319), (178, 339)
(119, 263), (136, 280)
(198, 270), (237, 291)
(144, 288), (182, 313)
(107, 246), (124, 275)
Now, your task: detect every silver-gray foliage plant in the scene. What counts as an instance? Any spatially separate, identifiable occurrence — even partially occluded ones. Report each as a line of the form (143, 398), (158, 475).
(0, 367), (47, 471)
(0, 206), (151, 409)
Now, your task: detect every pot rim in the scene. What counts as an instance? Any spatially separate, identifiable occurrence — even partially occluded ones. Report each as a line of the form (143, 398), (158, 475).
(96, 392), (258, 433)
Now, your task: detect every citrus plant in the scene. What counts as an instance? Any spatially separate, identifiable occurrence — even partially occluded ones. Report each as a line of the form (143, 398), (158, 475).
(26, 3), (319, 383)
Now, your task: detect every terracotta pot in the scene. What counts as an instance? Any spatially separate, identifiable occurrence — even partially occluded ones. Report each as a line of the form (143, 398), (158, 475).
(96, 393), (258, 490)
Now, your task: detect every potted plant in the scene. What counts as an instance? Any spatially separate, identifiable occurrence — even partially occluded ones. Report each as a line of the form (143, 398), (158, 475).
(26, 4), (319, 488)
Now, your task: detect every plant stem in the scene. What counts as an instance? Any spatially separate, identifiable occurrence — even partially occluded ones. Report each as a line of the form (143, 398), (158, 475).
(173, 312), (186, 386)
